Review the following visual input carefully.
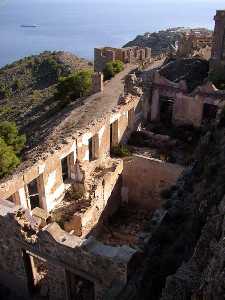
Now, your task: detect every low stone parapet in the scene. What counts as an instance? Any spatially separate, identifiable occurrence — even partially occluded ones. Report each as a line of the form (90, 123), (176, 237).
(0, 203), (137, 300)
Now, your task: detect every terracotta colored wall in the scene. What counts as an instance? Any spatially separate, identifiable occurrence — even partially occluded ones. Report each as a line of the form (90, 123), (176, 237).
(118, 111), (129, 143)
(0, 97), (143, 213)
(0, 205), (135, 300)
(122, 155), (184, 209)
(173, 94), (204, 127)
(42, 158), (64, 211)
(98, 125), (110, 158)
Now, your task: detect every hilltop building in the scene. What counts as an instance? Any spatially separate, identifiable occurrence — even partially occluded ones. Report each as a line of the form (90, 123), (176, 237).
(177, 28), (213, 59)
(94, 46), (152, 72)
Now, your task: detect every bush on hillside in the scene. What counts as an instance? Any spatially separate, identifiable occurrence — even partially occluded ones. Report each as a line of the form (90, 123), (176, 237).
(56, 70), (93, 103)
(0, 138), (20, 178)
(0, 122), (26, 178)
(0, 105), (12, 117)
(103, 60), (124, 80)
(0, 121), (26, 154)
(12, 79), (23, 91)
(36, 57), (62, 84)
(0, 83), (12, 99)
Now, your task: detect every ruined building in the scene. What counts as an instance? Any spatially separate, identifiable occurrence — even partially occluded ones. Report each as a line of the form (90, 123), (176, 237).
(177, 29), (213, 60)
(211, 10), (225, 71)
(145, 11), (225, 128)
(0, 54), (184, 300)
(0, 10), (225, 300)
(94, 46), (151, 72)
(144, 59), (225, 128)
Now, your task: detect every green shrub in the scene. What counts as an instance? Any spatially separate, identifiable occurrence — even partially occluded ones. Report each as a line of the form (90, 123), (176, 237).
(0, 121), (26, 154)
(103, 60), (124, 80)
(35, 57), (62, 84)
(0, 122), (26, 178)
(31, 90), (43, 103)
(56, 69), (93, 103)
(13, 79), (23, 91)
(111, 144), (131, 157)
(0, 138), (20, 178)
(39, 58), (61, 74)
(0, 105), (12, 117)
(112, 60), (124, 73)
(0, 83), (12, 99)
(103, 62), (114, 80)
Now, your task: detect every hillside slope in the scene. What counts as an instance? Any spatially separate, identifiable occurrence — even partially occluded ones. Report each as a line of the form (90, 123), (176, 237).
(0, 51), (92, 132)
(124, 27), (212, 56)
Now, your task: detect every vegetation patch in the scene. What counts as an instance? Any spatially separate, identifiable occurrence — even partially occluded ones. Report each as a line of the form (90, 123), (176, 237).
(103, 60), (124, 80)
(0, 83), (12, 99)
(34, 57), (63, 85)
(0, 104), (12, 117)
(0, 121), (26, 178)
(0, 51), (92, 129)
(111, 144), (131, 157)
(55, 69), (93, 103)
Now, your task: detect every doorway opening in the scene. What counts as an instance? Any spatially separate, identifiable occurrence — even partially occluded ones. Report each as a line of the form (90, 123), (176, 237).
(128, 108), (135, 129)
(89, 134), (99, 161)
(159, 97), (174, 125)
(61, 156), (70, 182)
(202, 103), (218, 123)
(110, 120), (119, 152)
(22, 250), (49, 299)
(27, 179), (40, 210)
(88, 137), (93, 161)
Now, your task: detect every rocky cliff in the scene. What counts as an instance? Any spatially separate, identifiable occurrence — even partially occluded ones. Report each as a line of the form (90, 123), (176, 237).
(124, 28), (212, 56)
(134, 120), (225, 299)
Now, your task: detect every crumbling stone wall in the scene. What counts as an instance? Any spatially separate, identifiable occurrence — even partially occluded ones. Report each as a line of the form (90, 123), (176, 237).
(0, 205), (137, 300)
(94, 48), (115, 73)
(64, 159), (123, 237)
(0, 93), (142, 214)
(0, 142), (77, 211)
(211, 10), (225, 71)
(91, 72), (104, 94)
(122, 155), (184, 209)
(98, 125), (111, 158)
(177, 34), (212, 59)
(177, 35), (194, 58)
(173, 94), (204, 127)
(118, 111), (129, 143)
(0, 208), (30, 298)
(94, 46), (151, 72)
(147, 71), (223, 127)
(151, 85), (205, 127)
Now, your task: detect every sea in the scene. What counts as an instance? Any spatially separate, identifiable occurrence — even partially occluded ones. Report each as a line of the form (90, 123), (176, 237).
(0, 0), (224, 67)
